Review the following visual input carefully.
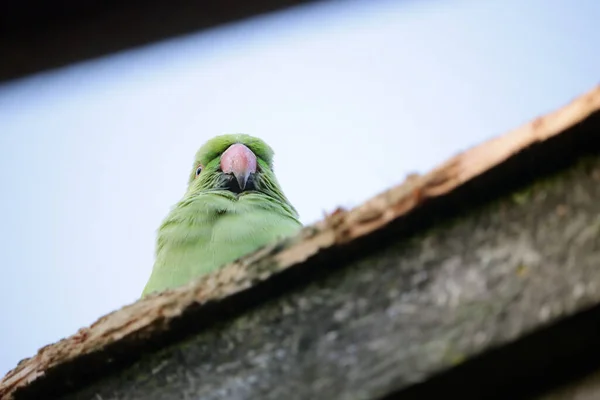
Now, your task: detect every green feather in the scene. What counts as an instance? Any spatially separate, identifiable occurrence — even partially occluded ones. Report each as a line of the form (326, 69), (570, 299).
(142, 134), (302, 297)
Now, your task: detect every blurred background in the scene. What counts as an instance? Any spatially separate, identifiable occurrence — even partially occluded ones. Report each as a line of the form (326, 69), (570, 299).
(0, 0), (598, 376)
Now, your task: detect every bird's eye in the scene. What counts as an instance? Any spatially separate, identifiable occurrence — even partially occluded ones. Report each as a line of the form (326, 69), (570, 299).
(195, 165), (203, 177)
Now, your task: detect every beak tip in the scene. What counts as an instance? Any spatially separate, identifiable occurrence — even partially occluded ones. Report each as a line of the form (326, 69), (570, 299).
(234, 172), (250, 191)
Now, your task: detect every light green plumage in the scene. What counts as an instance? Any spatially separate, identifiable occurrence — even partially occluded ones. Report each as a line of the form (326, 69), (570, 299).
(142, 134), (302, 297)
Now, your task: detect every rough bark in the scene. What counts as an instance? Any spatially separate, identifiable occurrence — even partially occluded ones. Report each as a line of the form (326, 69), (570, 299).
(54, 155), (600, 400)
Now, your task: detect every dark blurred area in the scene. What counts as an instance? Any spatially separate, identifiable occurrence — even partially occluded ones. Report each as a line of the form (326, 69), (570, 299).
(0, 0), (327, 83)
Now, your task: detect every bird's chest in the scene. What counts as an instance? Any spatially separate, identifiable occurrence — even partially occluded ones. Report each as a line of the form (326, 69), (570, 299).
(209, 210), (276, 247)
(161, 208), (275, 254)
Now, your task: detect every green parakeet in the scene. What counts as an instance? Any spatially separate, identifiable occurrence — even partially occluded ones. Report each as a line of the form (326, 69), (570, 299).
(142, 134), (302, 297)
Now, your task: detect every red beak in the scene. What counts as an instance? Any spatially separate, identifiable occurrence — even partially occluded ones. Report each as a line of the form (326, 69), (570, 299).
(220, 143), (257, 190)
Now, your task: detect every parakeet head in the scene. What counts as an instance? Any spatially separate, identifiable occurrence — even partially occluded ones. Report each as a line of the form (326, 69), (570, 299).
(186, 134), (297, 215)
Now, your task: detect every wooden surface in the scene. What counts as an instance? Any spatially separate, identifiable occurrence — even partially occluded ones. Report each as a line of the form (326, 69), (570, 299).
(0, 0), (330, 83)
(0, 85), (599, 399)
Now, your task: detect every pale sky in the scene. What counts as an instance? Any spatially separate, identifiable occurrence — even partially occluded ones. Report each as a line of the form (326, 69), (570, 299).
(0, 0), (598, 376)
